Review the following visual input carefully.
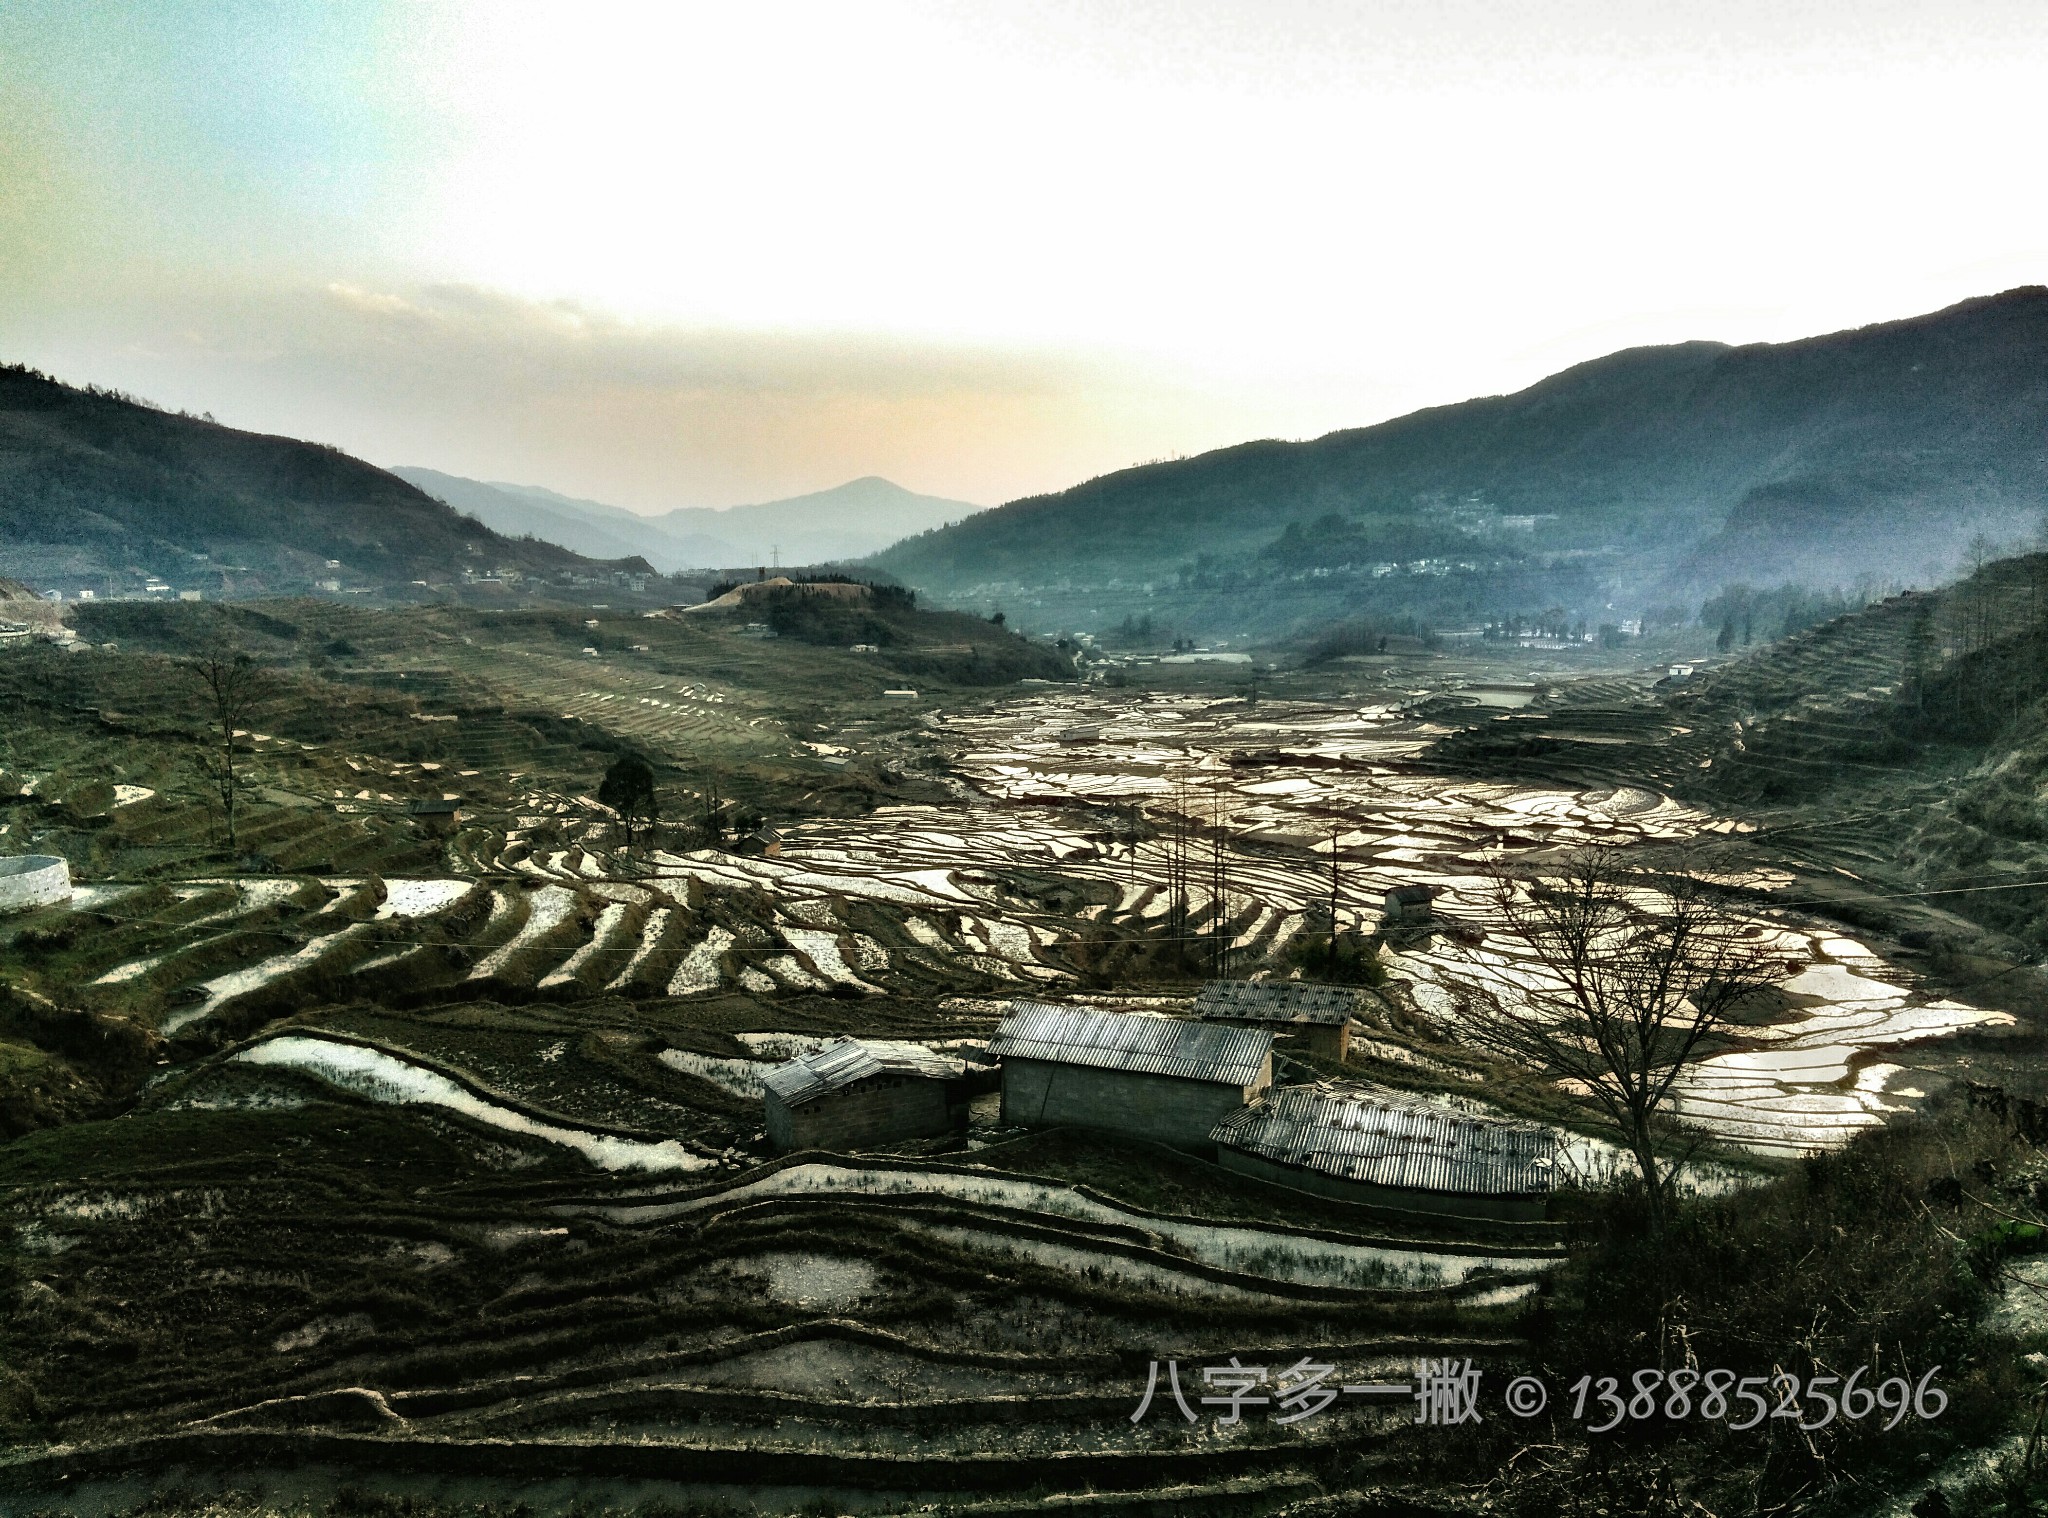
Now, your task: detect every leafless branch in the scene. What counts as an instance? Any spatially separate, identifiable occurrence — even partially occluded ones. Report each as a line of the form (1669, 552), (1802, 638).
(1446, 844), (1792, 1224)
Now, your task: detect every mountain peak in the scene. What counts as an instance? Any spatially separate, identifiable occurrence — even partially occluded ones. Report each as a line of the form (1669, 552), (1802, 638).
(386, 470), (984, 573)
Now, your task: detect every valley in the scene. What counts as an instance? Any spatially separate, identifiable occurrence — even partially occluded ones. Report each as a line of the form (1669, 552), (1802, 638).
(5, 573), (2048, 1516)
(10, 8), (2047, 1512)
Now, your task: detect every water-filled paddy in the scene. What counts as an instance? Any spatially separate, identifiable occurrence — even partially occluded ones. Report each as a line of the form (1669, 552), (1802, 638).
(61, 686), (2013, 1161)
(239, 1035), (714, 1172)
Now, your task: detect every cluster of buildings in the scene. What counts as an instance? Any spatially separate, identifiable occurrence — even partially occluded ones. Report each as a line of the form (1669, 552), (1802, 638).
(758, 981), (1556, 1222)
(28, 584), (204, 603)
(0, 622), (103, 655)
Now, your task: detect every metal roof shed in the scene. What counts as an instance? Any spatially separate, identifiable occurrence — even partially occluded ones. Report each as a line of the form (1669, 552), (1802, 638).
(762, 1037), (968, 1153)
(1211, 1084), (1557, 1222)
(989, 1002), (1273, 1150)
(1192, 980), (1360, 1059)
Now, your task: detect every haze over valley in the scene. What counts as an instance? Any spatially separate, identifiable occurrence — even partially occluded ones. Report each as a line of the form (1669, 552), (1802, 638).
(392, 468), (982, 575)
(876, 289), (2048, 639)
(10, 285), (2036, 650)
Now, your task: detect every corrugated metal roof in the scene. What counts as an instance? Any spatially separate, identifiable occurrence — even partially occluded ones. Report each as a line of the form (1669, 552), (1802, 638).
(990, 1002), (1272, 1087)
(1192, 980), (1358, 1026)
(762, 1037), (965, 1107)
(1211, 1084), (1556, 1196)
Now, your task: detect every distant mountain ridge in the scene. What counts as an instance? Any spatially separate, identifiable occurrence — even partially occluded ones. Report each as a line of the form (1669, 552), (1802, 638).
(875, 288), (2048, 615)
(385, 469), (688, 565)
(391, 469), (981, 574)
(0, 365), (650, 595)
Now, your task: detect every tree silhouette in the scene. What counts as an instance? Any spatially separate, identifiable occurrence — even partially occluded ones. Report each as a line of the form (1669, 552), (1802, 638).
(190, 639), (267, 855)
(1450, 846), (1791, 1228)
(598, 753), (658, 851)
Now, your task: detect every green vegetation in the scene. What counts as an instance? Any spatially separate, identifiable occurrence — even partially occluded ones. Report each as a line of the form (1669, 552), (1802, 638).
(1418, 1092), (2037, 1517)
(1294, 614), (1437, 664)
(1256, 511), (1492, 571)
(596, 752), (659, 849)
(1700, 580), (1891, 649)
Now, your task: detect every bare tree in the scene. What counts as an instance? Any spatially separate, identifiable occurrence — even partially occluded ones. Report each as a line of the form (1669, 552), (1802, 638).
(191, 641), (267, 854)
(1451, 845), (1792, 1227)
(696, 763), (725, 848)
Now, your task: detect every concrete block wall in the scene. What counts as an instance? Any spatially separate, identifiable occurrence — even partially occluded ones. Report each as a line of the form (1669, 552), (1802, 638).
(0, 855), (71, 914)
(999, 1058), (1263, 1151)
(766, 1074), (958, 1153)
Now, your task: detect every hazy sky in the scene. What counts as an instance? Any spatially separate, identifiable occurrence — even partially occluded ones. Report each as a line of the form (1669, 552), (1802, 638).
(3, 1), (2045, 513)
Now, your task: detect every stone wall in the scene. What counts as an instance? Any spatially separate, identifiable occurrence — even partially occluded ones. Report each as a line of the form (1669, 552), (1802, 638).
(0, 855), (71, 914)
(999, 1058), (1264, 1151)
(766, 1073), (958, 1153)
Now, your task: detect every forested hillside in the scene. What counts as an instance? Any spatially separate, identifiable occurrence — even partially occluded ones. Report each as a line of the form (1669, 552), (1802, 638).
(876, 289), (2048, 624)
(0, 365), (651, 595)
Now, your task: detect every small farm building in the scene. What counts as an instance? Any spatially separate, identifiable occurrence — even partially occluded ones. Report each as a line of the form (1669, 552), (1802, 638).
(407, 798), (462, 833)
(1382, 883), (1439, 924)
(1193, 979), (1359, 1060)
(1210, 1084), (1557, 1222)
(762, 1037), (968, 1153)
(732, 826), (783, 858)
(989, 1002), (1273, 1150)
(0, 855), (71, 913)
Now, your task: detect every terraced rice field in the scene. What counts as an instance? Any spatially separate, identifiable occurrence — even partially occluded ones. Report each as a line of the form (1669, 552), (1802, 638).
(3, 1003), (1552, 1508)
(27, 681), (2011, 1165)
(5, 634), (2028, 1511)
(745, 689), (2007, 1158)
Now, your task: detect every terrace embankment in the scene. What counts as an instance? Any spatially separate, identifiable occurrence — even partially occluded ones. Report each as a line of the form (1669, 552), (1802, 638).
(0, 596), (1069, 1127)
(6, 585), (2047, 1513)
(0, 1033), (1550, 1508)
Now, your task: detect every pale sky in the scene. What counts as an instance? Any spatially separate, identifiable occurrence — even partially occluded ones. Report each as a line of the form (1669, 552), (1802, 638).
(3, 1), (2045, 512)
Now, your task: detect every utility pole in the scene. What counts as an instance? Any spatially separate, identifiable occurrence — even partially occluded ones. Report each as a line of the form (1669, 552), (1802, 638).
(1167, 771), (1192, 969)
(1328, 823), (1343, 975)
(1209, 783), (1232, 978)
